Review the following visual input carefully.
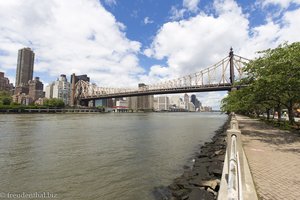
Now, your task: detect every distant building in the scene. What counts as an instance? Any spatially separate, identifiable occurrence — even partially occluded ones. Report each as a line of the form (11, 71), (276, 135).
(15, 48), (34, 88)
(46, 74), (71, 105)
(128, 96), (138, 111)
(137, 83), (154, 111)
(188, 102), (195, 112)
(12, 93), (32, 105)
(154, 96), (169, 111)
(28, 77), (44, 101)
(202, 106), (213, 112)
(70, 74), (90, 84)
(191, 94), (201, 111)
(114, 99), (128, 112)
(169, 96), (181, 108)
(0, 72), (13, 92)
(70, 73), (90, 106)
(184, 93), (189, 110)
(14, 47), (35, 95)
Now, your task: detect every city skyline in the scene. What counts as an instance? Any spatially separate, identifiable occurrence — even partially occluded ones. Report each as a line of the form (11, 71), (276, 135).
(0, 0), (300, 109)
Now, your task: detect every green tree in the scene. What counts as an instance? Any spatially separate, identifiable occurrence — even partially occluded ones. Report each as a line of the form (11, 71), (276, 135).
(44, 98), (65, 108)
(0, 91), (12, 105)
(222, 42), (300, 124)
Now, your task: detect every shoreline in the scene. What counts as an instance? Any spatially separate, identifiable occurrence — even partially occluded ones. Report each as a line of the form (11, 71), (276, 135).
(154, 116), (230, 199)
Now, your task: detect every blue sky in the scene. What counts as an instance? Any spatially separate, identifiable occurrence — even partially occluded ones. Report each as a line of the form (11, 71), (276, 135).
(0, 0), (300, 109)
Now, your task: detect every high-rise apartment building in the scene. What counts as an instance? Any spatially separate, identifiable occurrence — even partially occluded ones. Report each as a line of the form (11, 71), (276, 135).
(15, 47), (34, 87)
(46, 74), (71, 105)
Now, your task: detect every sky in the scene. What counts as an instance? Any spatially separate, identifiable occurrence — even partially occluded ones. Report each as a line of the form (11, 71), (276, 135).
(0, 0), (300, 109)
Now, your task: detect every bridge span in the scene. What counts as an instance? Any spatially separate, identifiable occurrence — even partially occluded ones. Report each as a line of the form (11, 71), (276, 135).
(80, 83), (232, 101)
(71, 49), (249, 106)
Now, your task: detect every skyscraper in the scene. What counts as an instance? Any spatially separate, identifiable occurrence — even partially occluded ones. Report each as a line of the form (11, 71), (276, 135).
(15, 47), (35, 87)
(191, 94), (201, 110)
(46, 74), (71, 105)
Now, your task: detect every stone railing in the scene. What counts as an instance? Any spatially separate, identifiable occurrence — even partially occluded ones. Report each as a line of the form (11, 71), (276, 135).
(218, 113), (258, 200)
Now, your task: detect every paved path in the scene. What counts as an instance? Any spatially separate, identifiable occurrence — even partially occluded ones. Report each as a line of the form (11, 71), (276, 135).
(236, 115), (300, 200)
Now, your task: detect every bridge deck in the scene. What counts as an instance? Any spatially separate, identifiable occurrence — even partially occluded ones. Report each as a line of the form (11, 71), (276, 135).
(81, 83), (232, 100)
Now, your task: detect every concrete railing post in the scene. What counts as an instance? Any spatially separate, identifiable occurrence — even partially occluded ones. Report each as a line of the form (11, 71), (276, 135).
(218, 113), (258, 200)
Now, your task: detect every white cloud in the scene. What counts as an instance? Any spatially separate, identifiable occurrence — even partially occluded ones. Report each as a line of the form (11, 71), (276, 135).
(183, 0), (200, 12)
(259, 0), (300, 9)
(170, 6), (186, 20)
(145, 0), (249, 77)
(197, 91), (228, 110)
(143, 17), (154, 25)
(170, 0), (201, 20)
(103, 0), (117, 7)
(145, 0), (300, 108)
(0, 0), (143, 87)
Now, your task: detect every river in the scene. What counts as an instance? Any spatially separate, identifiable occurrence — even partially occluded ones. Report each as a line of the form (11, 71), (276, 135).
(0, 112), (227, 200)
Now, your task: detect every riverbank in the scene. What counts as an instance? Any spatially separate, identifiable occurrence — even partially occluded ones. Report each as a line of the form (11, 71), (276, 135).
(154, 116), (230, 200)
(0, 108), (104, 113)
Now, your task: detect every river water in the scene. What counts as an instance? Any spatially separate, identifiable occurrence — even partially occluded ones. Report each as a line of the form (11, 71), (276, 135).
(0, 112), (226, 200)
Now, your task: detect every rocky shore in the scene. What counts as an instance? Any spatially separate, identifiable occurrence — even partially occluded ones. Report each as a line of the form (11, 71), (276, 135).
(154, 117), (230, 200)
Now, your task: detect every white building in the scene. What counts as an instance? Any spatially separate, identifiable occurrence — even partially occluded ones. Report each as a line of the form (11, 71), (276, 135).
(188, 102), (195, 112)
(154, 96), (169, 111)
(45, 74), (71, 105)
(169, 96), (181, 108)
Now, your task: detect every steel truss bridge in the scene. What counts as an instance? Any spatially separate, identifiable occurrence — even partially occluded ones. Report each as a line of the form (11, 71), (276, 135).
(72, 49), (249, 105)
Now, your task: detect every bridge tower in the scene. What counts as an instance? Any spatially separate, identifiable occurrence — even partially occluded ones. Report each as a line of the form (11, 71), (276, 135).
(229, 47), (234, 86)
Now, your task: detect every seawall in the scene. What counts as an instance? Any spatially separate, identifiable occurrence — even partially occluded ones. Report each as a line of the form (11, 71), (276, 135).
(154, 116), (230, 199)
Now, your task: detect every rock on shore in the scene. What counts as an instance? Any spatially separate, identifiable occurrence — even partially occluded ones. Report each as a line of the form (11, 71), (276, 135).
(154, 118), (229, 200)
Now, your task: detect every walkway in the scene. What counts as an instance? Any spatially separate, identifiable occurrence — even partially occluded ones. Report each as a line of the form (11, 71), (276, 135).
(236, 115), (300, 200)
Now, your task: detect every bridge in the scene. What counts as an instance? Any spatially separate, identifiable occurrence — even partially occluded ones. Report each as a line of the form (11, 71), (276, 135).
(71, 49), (249, 106)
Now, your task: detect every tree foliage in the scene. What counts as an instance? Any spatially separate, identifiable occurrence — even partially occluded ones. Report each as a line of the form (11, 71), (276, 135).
(44, 98), (65, 108)
(221, 42), (300, 124)
(0, 91), (12, 105)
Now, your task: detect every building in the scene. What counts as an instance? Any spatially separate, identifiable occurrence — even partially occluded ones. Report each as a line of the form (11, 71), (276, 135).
(15, 48), (34, 88)
(28, 77), (44, 101)
(154, 96), (169, 111)
(114, 99), (129, 112)
(128, 96), (138, 111)
(188, 102), (195, 112)
(169, 96), (181, 108)
(70, 74), (90, 84)
(46, 74), (71, 105)
(137, 83), (154, 111)
(191, 94), (201, 111)
(14, 47), (35, 95)
(12, 93), (32, 105)
(202, 106), (213, 112)
(184, 93), (190, 110)
(0, 72), (13, 92)
(70, 73), (90, 106)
